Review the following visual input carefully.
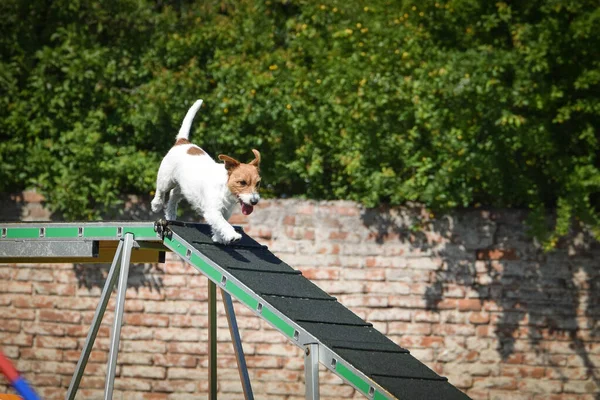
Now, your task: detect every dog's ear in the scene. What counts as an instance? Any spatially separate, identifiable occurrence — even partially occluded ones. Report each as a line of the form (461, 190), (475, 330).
(218, 154), (240, 171)
(250, 149), (261, 167)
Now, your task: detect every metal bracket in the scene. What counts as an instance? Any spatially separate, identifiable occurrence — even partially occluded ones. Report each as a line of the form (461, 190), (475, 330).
(153, 218), (170, 240)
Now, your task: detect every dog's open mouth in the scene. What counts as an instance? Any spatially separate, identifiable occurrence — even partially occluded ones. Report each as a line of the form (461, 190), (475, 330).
(240, 199), (254, 215)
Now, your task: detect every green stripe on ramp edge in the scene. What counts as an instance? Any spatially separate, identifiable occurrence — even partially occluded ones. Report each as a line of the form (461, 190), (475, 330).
(163, 235), (223, 284)
(164, 236), (187, 257)
(190, 253), (222, 283)
(5, 228), (39, 239)
(226, 281), (259, 310)
(84, 226), (117, 238)
(373, 390), (388, 400)
(336, 362), (371, 395)
(45, 227), (79, 238)
(262, 307), (295, 338)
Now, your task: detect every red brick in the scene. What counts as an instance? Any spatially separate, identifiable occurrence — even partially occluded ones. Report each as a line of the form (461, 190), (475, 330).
(389, 322), (432, 335)
(476, 248), (518, 260)
(2, 308), (35, 320)
(12, 295), (55, 308)
(169, 315), (207, 328)
(501, 365), (546, 379)
(436, 299), (458, 309)
(122, 340), (166, 354)
(64, 350), (106, 363)
(473, 376), (518, 391)
(33, 282), (75, 296)
(420, 336), (444, 348)
(163, 287), (207, 301)
(365, 281), (410, 294)
(124, 313), (169, 327)
(1, 281), (32, 293)
(31, 360), (76, 375)
(20, 348), (62, 361)
(282, 215), (296, 225)
(125, 287), (165, 300)
(329, 231), (349, 240)
(0, 319), (21, 332)
(166, 342), (208, 355)
(121, 365), (166, 379)
(299, 267), (340, 280)
(469, 312), (490, 324)
(14, 269), (54, 282)
(39, 309), (81, 324)
(458, 299), (482, 311)
(29, 374), (62, 387)
(37, 336), (79, 349)
(152, 379), (198, 393)
(118, 352), (153, 365)
(36, 387), (64, 400)
(414, 310), (441, 322)
(153, 327), (202, 341)
(152, 354), (198, 367)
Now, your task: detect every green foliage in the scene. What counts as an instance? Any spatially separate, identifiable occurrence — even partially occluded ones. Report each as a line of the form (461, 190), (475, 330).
(1, 0), (599, 247)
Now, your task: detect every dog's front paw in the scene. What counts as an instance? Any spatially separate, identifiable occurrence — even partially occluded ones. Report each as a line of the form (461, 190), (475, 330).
(212, 231), (242, 245)
(151, 198), (163, 213)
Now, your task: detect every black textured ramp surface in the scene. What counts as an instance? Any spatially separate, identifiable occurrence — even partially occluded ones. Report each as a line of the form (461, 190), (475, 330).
(335, 348), (443, 380)
(168, 222), (262, 248)
(228, 269), (333, 299)
(299, 322), (406, 353)
(263, 296), (370, 326)
(168, 223), (471, 399)
(198, 246), (299, 274)
(373, 377), (470, 400)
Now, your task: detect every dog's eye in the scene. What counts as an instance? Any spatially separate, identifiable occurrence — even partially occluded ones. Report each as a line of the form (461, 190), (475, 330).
(239, 180), (247, 186)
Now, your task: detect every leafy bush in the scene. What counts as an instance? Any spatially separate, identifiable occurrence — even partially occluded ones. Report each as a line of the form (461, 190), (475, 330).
(1, 0), (598, 247)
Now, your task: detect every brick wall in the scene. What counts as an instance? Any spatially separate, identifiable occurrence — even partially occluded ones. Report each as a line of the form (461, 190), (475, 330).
(0, 193), (599, 399)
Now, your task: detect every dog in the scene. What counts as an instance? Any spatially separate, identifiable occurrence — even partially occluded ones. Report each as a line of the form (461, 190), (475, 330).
(151, 99), (261, 244)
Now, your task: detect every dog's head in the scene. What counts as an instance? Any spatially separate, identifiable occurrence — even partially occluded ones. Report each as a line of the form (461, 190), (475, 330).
(218, 149), (261, 215)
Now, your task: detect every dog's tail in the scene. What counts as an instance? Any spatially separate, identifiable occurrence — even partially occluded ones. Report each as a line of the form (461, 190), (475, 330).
(176, 99), (204, 140)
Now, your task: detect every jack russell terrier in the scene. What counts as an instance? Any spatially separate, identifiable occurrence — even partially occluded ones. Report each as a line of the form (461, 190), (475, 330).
(151, 100), (261, 244)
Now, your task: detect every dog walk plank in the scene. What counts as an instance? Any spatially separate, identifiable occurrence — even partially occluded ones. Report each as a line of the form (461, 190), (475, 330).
(166, 222), (471, 400)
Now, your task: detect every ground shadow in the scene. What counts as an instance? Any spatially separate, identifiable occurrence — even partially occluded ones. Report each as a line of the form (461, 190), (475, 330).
(361, 205), (599, 397)
(73, 262), (165, 293)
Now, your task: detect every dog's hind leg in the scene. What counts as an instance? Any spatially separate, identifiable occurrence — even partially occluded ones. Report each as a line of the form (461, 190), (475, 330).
(165, 186), (183, 221)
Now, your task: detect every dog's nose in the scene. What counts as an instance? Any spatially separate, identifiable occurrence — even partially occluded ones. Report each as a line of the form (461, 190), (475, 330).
(251, 199), (259, 206)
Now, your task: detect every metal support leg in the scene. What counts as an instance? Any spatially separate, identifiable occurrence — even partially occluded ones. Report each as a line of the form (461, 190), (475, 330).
(66, 240), (124, 400)
(221, 289), (254, 400)
(304, 343), (320, 400)
(104, 233), (134, 400)
(208, 280), (217, 400)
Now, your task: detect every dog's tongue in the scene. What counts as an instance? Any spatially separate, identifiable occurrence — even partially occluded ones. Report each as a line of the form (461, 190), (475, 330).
(241, 203), (254, 215)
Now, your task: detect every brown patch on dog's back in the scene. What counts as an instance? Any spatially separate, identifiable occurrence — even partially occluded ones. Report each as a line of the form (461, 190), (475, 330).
(174, 138), (205, 155)
(187, 146), (205, 156)
(175, 138), (191, 146)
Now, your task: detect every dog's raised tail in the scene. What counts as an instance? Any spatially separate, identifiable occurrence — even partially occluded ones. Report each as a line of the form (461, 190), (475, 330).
(176, 99), (204, 140)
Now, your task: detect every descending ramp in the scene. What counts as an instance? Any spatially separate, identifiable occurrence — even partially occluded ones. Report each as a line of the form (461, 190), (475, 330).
(161, 222), (470, 400)
(0, 221), (470, 399)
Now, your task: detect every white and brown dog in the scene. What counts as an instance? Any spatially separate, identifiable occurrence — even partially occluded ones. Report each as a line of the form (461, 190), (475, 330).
(151, 100), (261, 244)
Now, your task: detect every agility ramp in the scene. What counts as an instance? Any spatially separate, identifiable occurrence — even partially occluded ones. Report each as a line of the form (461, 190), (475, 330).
(0, 221), (470, 400)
